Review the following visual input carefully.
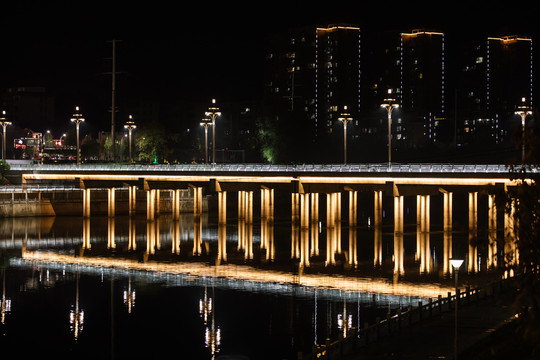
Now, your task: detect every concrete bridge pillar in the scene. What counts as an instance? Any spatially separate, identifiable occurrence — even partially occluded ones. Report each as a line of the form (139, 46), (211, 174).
(468, 192), (478, 273)
(217, 191), (227, 263)
(128, 186), (137, 216)
(107, 187), (116, 217)
(260, 188), (274, 260)
(194, 187), (203, 216)
(326, 192), (341, 266)
(394, 195), (404, 275)
(172, 189), (180, 220)
(146, 189), (156, 221)
(83, 188), (91, 218)
(82, 217), (91, 251)
(416, 195), (431, 274)
(487, 194), (497, 268)
(129, 216), (137, 251)
(300, 193), (310, 268)
(238, 190), (253, 259)
(374, 190), (383, 267)
(107, 217), (116, 249)
(443, 192), (453, 275)
(348, 190), (358, 267)
(310, 193), (319, 257)
(504, 199), (518, 271)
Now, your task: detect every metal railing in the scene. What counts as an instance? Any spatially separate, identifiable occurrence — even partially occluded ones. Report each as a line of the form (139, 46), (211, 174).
(301, 277), (516, 360)
(6, 163), (531, 174)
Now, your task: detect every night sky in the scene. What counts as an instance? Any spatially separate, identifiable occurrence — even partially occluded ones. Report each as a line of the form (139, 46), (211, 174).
(1, 1), (537, 134)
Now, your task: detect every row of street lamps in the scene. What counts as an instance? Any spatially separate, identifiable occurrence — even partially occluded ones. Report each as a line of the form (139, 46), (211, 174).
(339, 89), (399, 166)
(339, 91), (534, 166)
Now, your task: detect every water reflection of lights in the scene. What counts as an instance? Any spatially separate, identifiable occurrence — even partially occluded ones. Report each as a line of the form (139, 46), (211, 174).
(70, 272), (84, 341)
(1, 271), (11, 324)
(123, 277), (136, 314)
(16, 251), (453, 302)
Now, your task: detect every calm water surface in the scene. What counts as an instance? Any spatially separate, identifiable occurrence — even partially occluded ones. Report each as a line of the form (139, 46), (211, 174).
(0, 194), (504, 359)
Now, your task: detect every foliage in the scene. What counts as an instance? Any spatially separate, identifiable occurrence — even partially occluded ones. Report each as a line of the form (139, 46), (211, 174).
(0, 160), (10, 184)
(504, 110), (540, 357)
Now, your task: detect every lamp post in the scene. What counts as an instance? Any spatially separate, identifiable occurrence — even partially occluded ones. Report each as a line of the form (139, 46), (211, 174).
(200, 118), (212, 164)
(338, 106), (353, 164)
(124, 116), (136, 163)
(381, 89), (399, 168)
(205, 99), (221, 164)
(70, 106), (85, 165)
(450, 258), (464, 360)
(515, 97), (533, 164)
(0, 111), (12, 161)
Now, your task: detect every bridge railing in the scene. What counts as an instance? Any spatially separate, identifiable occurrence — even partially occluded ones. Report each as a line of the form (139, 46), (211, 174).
(6, 162), (525, 174)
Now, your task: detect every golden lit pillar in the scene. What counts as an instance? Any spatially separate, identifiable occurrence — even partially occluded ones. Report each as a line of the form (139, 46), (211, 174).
(128, 185), (137, 216)
(245, 191), (253, 260)
(348, 190), (358, 267)
(83, 188), (91, 218)
(266, 189), (275, 261)
(443, 191), (453, 275)
(155, 217), (161, 251)
(146, 220), (156, 256)
(310, 193), (319, 257)
(128, 216), (136, 251)
(146, 189), (156, 221)
(107, 216), (116, 249)
(172, 218), (180, 255)
(300, 193), (310, 268)
(325, 193), (341, 266)
(194, 187), (203, 216)
(155, 190), (161, 216)
(291, 193), (300, 259)
(218, 192), (227, 264)
(393, 195), (404, 275)
(468, 192), (478, 273)
(107, 187), (116, 217)
(82, 217), (91, 250)
(373, 191), (383, 266)
(193, 213), (202, 256)
(238, 191), (246, 251)
(504, 198), (518, 271)
(487, 194), (497, 268)
(417, 195), (431, 274)
(172, 189), (180, 220)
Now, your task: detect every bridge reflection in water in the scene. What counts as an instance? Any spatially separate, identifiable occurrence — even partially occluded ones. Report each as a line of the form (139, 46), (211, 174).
(0, 185), (515, 359)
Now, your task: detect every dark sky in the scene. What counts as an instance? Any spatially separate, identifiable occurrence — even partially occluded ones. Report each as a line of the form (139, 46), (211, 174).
(1, 1), (537, 133)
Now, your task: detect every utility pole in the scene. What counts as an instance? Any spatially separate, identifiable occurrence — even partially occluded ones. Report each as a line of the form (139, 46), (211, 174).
(106, 40), (121, 161)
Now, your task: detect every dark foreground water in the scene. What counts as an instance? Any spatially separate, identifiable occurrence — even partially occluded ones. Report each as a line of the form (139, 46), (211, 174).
(0, 209), (503, 359)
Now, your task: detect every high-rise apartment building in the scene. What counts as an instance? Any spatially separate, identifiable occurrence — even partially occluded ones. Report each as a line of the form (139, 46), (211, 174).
(458, 35), (533, 146)
(264, 25), (361, 146)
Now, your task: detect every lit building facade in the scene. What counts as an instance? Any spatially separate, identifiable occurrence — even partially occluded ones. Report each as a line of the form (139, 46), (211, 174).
(458, 35), (533, 147)
(400, 30), (447, 147)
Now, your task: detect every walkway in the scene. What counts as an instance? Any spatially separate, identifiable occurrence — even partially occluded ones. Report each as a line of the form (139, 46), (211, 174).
(345, 287), (518, 359)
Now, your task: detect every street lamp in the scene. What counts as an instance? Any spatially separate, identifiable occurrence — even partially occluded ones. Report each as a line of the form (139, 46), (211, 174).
(450, 258), (464, 360)
(205, 99), (221, 164)
(0, 111), (12, 161)
(338, 106), (353, 164)
(124, 115), (136, 163)
(70, 106), (85, 165)
(200, 117), (212, 164)
(515, 97), (533, 164)
(381, 89), (399, 168)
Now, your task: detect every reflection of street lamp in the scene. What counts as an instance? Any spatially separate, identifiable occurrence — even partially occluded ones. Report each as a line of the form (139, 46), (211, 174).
(338, 106), (353, 164)
(69, 272), (84, 341)
(450, 259), (464, 360)
(70, 106), (85, 165)
(123, 277), (136, 314)
(515, 97), (533, 164)
(1, 270), (11, 325)
(381, 89), (399, 167)
(205, 99), (221, 164)
(124, 116), (136, 163)
(200, 118), (212, 164)
(0, 111), (12, 161)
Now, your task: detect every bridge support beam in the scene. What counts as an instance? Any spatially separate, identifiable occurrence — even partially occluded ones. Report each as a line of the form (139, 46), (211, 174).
(310, 193), (319, 257)
(416, 195), (431, 274)
(261, 188), (274, 260)
(326, 192), (341, 266)
(217, 191), (227, 264)
(348, 190), (358, 267)
(128, 186), (137, 216)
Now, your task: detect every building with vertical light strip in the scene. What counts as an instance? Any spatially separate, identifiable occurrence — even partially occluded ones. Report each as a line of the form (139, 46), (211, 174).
(400, 30), (447, 147)
(264, 25), (361, 160)
(458, 35), (533, 147)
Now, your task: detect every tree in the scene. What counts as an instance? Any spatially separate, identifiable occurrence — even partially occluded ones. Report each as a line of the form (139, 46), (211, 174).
(0, 160), (10, 184)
